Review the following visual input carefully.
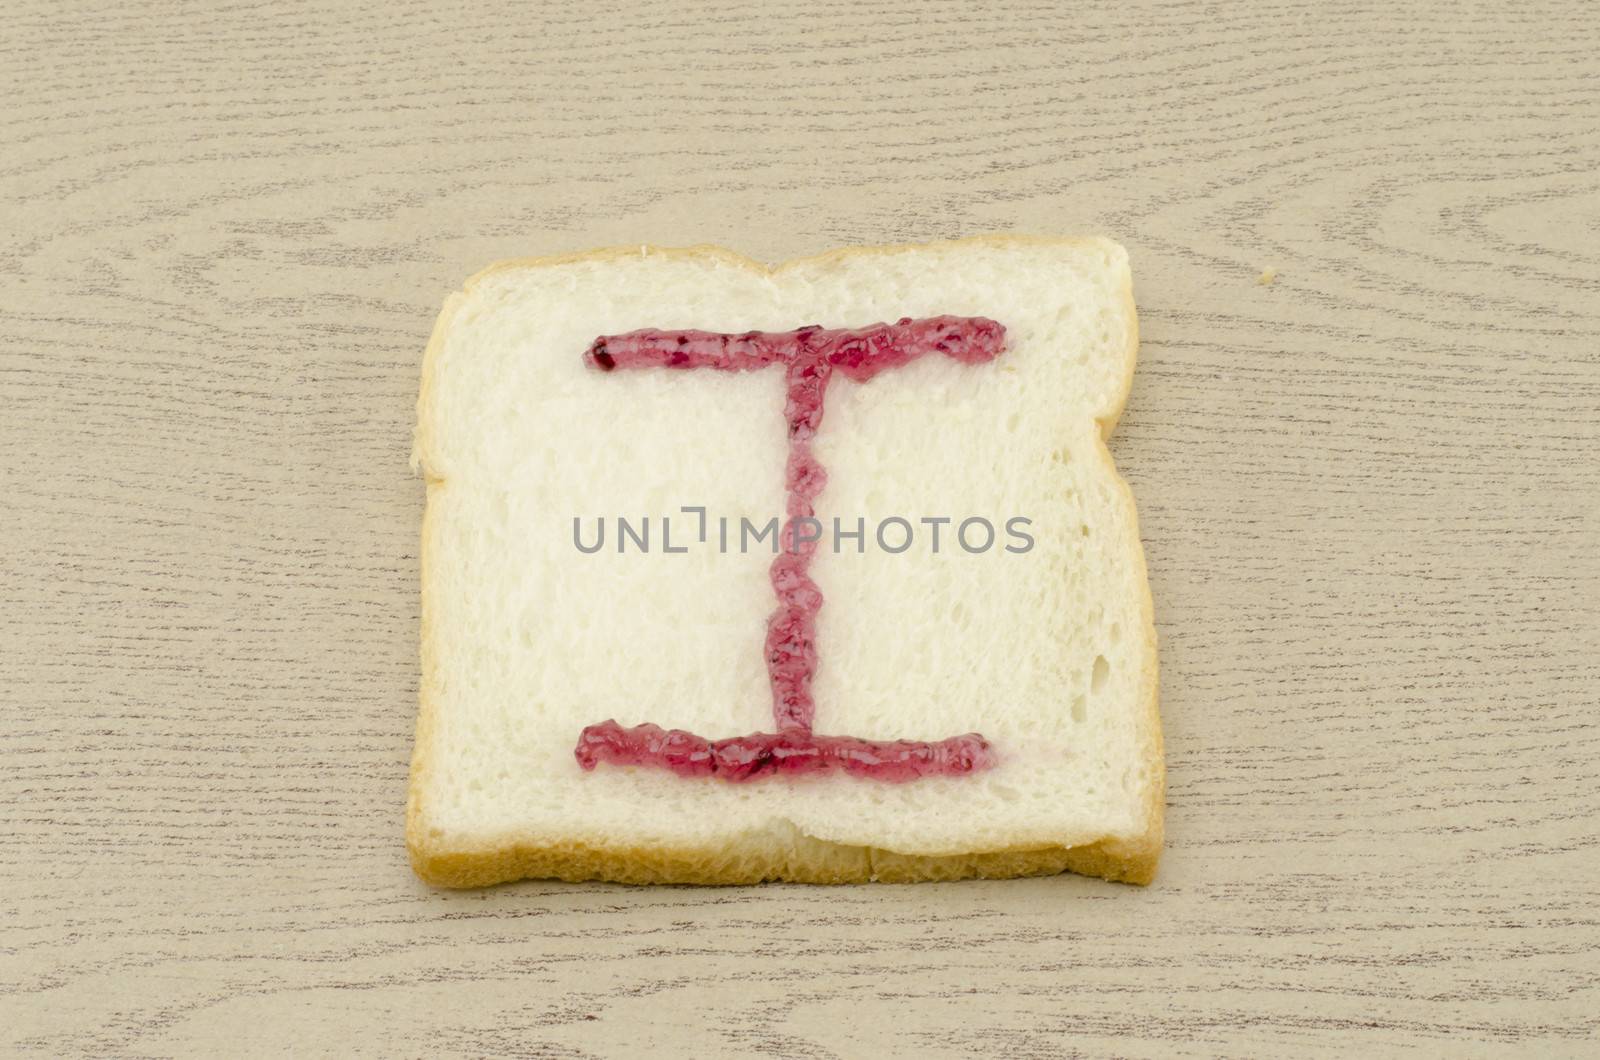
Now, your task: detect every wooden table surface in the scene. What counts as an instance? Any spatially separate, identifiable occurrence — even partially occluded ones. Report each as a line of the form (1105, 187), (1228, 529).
(4, 1), (1598, 1055)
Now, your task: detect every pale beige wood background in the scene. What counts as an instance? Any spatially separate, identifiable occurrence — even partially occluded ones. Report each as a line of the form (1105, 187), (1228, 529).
(3, 0), (1598, 1055)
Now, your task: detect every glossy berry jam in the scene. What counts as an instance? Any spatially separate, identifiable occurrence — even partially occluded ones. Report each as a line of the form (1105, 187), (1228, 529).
(576, 721), (995, 782)
(576, 316), (1006, 782)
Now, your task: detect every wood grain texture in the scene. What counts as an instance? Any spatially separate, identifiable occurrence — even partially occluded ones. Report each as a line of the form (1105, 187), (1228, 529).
(3, 0), (1598, 1054)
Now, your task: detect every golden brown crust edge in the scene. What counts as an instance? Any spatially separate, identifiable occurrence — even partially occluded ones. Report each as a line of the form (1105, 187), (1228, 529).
(409, 831), (1159, 888)
(408, 235), (1163, 889)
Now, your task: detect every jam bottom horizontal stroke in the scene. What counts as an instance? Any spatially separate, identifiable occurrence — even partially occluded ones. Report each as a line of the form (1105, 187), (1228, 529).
(576, 720), (996, 783)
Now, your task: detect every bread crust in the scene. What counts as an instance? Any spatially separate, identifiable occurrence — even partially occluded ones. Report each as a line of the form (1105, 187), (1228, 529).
(411, 832), (1159, 887)
(409, 236), (1162, 887)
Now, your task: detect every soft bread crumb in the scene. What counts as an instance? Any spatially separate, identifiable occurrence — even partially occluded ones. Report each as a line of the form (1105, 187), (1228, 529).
(1258, 267), (1278, 285)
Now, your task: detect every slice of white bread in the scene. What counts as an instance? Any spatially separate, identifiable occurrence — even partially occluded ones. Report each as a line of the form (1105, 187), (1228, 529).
(409, 236), (1162, 886)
